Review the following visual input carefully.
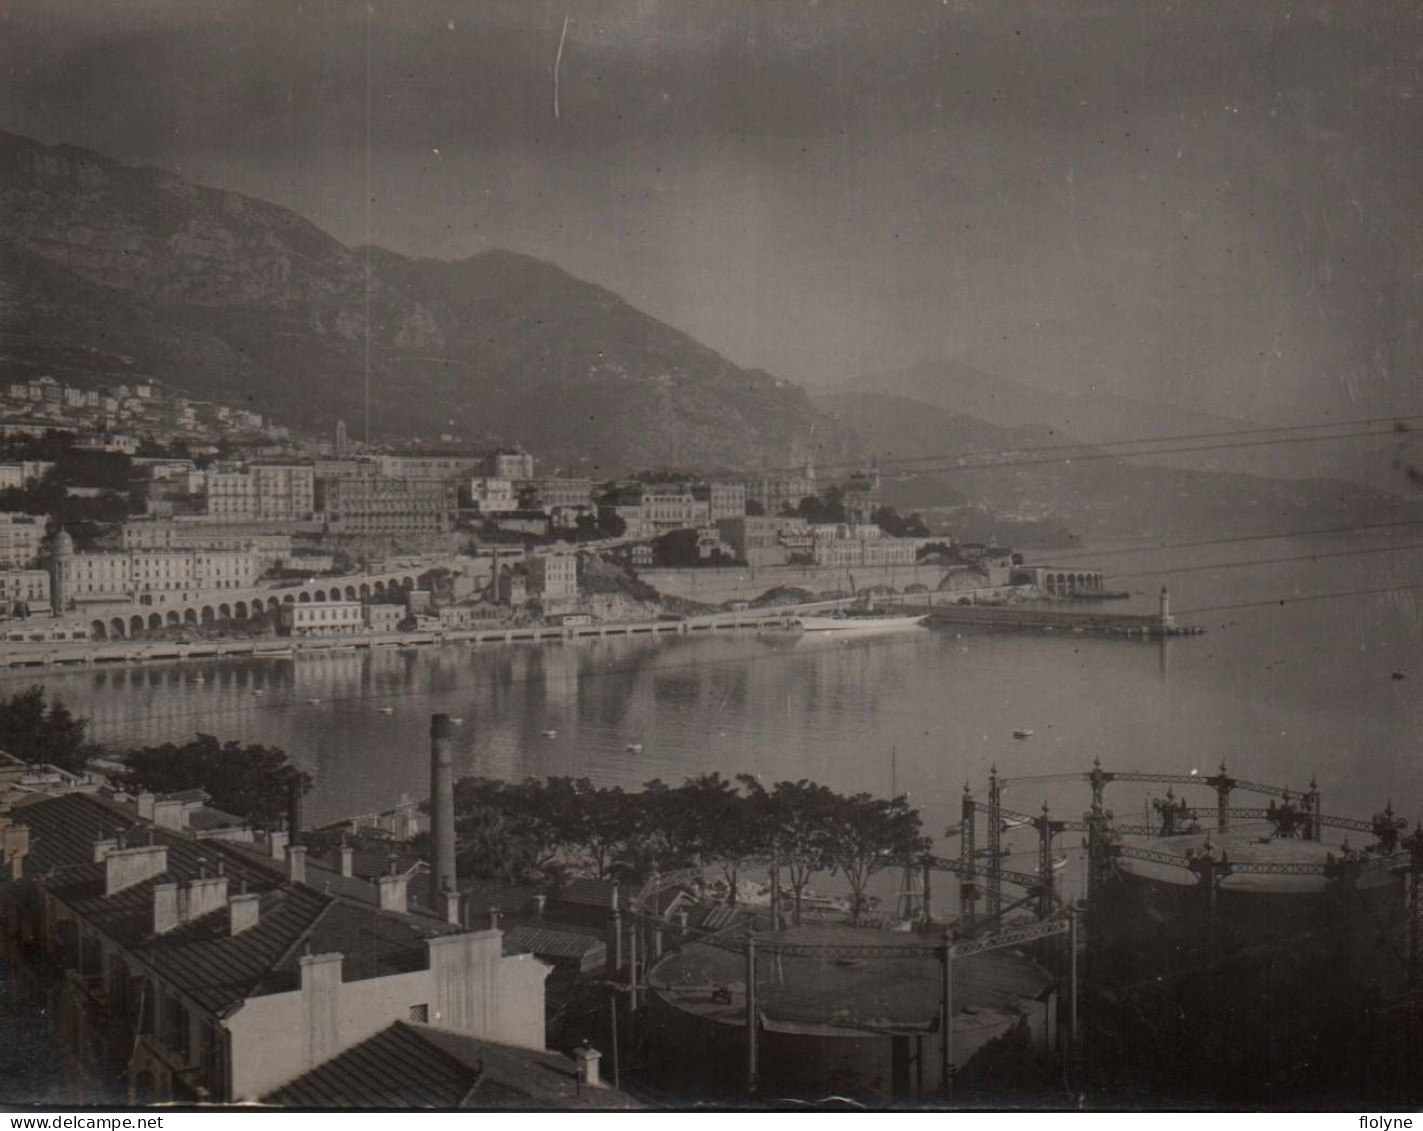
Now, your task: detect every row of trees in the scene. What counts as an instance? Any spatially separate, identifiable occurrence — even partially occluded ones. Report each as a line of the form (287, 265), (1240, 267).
(0, 687), (309, 824)
(442, 772), (929, 926)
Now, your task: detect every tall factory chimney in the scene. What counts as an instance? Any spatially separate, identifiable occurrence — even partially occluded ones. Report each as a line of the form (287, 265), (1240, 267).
(430, 713), (457, 899)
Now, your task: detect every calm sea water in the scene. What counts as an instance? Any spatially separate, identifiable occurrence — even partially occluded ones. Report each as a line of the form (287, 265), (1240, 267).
(6, 536), (1421, 849)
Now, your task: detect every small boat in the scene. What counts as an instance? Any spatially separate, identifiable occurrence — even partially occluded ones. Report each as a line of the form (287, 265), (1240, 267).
(1001, 815), (1032, 831)
(541, 729), (558, 738)
(191, 675), (206, 685)
(251, 690), (265, 697)
(307, 698), (321, 705)
(378, 707), (395, 716)
(1013, 729), (1034, 740)
(626, 742), (644, 753)
(449, 716), (464, 725)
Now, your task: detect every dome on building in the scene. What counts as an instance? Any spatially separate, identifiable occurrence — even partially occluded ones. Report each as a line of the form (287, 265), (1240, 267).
(52, 529), (75, 556)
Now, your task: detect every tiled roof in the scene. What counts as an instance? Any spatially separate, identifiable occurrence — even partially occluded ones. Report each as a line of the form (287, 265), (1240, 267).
(555, 878), (628, 910)
(501, 922), (605, 962)
(14, 793), (461, 1017)
(264, 1022), (639, 1110)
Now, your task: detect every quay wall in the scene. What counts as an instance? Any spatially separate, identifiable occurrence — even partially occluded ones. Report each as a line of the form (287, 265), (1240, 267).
(637, 563), (951, 604)
(917, 603), (1185, 635)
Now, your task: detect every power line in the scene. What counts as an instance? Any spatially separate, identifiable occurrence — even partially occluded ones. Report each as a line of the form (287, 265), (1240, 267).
(734, 412), (1423, 479)
(1177, 583), (1423, 616)
(1039, 518), (1423, 562)
(1113, 541), (1423, 581)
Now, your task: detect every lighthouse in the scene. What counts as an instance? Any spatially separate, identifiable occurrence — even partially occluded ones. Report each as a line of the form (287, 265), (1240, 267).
(49, 528), (75, 614)
(1159, 586), (1175, 629)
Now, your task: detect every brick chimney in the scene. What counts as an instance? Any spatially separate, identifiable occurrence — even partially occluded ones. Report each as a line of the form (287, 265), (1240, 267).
(534, 893), (547, 919)
(429, 714), (457, 903)
(187, 869), (229, 920)
(573, 1044), (604, 1088)
(105, 843), (168, 896)
(152, 798), (186, 831)
(338, 842), (354, 878)
(442, 886), (462, 926)
(285, 845), (307, 886)
(268, 828), (289, 860)
(229, 886), (261, 936)
(136, 792), (156, 822)
(377, 872), (408, 914)
(153, 881), (181, 934)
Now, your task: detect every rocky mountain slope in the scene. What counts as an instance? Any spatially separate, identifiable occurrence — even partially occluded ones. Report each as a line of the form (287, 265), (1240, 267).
(0, 129), (841, 472)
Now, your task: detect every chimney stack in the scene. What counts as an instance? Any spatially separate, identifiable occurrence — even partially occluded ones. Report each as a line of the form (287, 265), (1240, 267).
(230, 882), (260, 935)
(378, 872), (408, 914)
(534, 893), (547, 919)
(488, 906), (500, 931)
(268, 828), (289, 860)
(105, 843), (168, 896)
(573, 1044), (604, 1088)
(338, 838), (354, 878)
(286, 845), (308, 886)
(442, 884), (462, 926)
(136, 792), (156, 822)
(430, 714), (457, 901)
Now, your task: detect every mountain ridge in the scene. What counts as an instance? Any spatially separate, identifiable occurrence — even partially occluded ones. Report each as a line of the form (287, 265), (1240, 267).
(0, 128), (844, 471)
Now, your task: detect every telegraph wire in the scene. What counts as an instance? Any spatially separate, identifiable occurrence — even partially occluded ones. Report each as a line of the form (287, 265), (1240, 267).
(1036, 518), (1423, 562)
(1111, 541), (1423, 581)
(1176, 583), (1423, 617)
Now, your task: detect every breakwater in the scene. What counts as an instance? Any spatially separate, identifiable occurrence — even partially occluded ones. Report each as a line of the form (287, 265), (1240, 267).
(909, 602), (1203, 637)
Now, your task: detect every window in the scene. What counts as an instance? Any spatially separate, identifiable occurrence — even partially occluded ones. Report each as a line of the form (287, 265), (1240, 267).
(408, 1003), (429, 1023)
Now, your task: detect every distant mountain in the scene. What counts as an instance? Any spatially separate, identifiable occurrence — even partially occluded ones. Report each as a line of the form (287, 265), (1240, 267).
(814, 390), (1423, 542)
(0, 129), (843, 471)
(846, 359), (1423, 496)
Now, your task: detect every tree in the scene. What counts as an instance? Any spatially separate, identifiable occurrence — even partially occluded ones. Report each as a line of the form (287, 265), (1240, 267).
(820, 792), (929, 926)
(117, 734), (309, 827)
(679, 773), (756, 903)
(745, 499), (765, 516)
(747, 779), (840, 925)
(873, 506), (930, 538)
(596, 511), (627, 538)
(0, 686), (97, 774)
(796, 488), (846, 524)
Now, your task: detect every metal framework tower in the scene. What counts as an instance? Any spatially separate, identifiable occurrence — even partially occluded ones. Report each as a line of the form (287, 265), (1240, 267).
(987, 765), (1003, 919)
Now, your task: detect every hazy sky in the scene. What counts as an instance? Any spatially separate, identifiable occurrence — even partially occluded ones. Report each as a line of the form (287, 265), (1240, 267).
(2, 0), (1420, 424)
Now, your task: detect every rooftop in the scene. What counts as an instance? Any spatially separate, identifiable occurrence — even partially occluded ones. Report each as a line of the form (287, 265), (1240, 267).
(263, 1022), (638, 1109)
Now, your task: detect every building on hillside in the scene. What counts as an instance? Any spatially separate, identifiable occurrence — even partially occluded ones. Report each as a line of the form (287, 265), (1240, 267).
(479, 449), (535, 481)
(519, 478), (594, 511)
(0, 513), (45, 568)
(469, 478), (519, 516)
(0, 569), (51, 610)
(739, 464), (817, 518)
(319, 478), (456, 535)
(0, 461), (55, 489)
(496, 564), (530, 608)
(641, 488), (710, 534)
(206, 463), (315, 522)
(527, 552), (577, 602)
(376, 453), (486, 482)
(810, 523), (916, 568)
(715, 516), (814, 568)
(692, 481), (747, 523)
(279, 602), (364, 637)
(836, 473), (882, 524)
(0, 792), (548, 1105)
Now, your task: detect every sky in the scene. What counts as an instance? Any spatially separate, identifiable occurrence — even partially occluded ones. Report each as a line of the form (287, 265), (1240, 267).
(1, 0), (1420, 425)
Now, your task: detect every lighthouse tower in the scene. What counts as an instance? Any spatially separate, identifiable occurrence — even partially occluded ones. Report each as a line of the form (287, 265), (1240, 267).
(50, 529), (75, 614)
(1159, 586), (1175, 629)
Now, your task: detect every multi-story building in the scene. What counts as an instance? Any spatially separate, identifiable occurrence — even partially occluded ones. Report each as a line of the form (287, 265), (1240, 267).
(527, 552), (578, 602)
(694, 481), (747, 523)
(0, 461), (55, 490)
(0, 513), (45, 568)
(279, 602), (364, 636)
(376, 453), (485, 482)
(715, 516), (813, 568)
(0, 569), (51, 609)
(469, 478), (519, 516)
(740, 465), (817, 517)
(479, 449), (535, 481)
(118, 520), (293, 572)
(320, 477), (456, 535)
(49, 535), (260, 611)
(810, 523), (916, 568)
(520, 478), (594, 511)
(205, 463), (315, 522)
(0, 792), (549, 1104)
